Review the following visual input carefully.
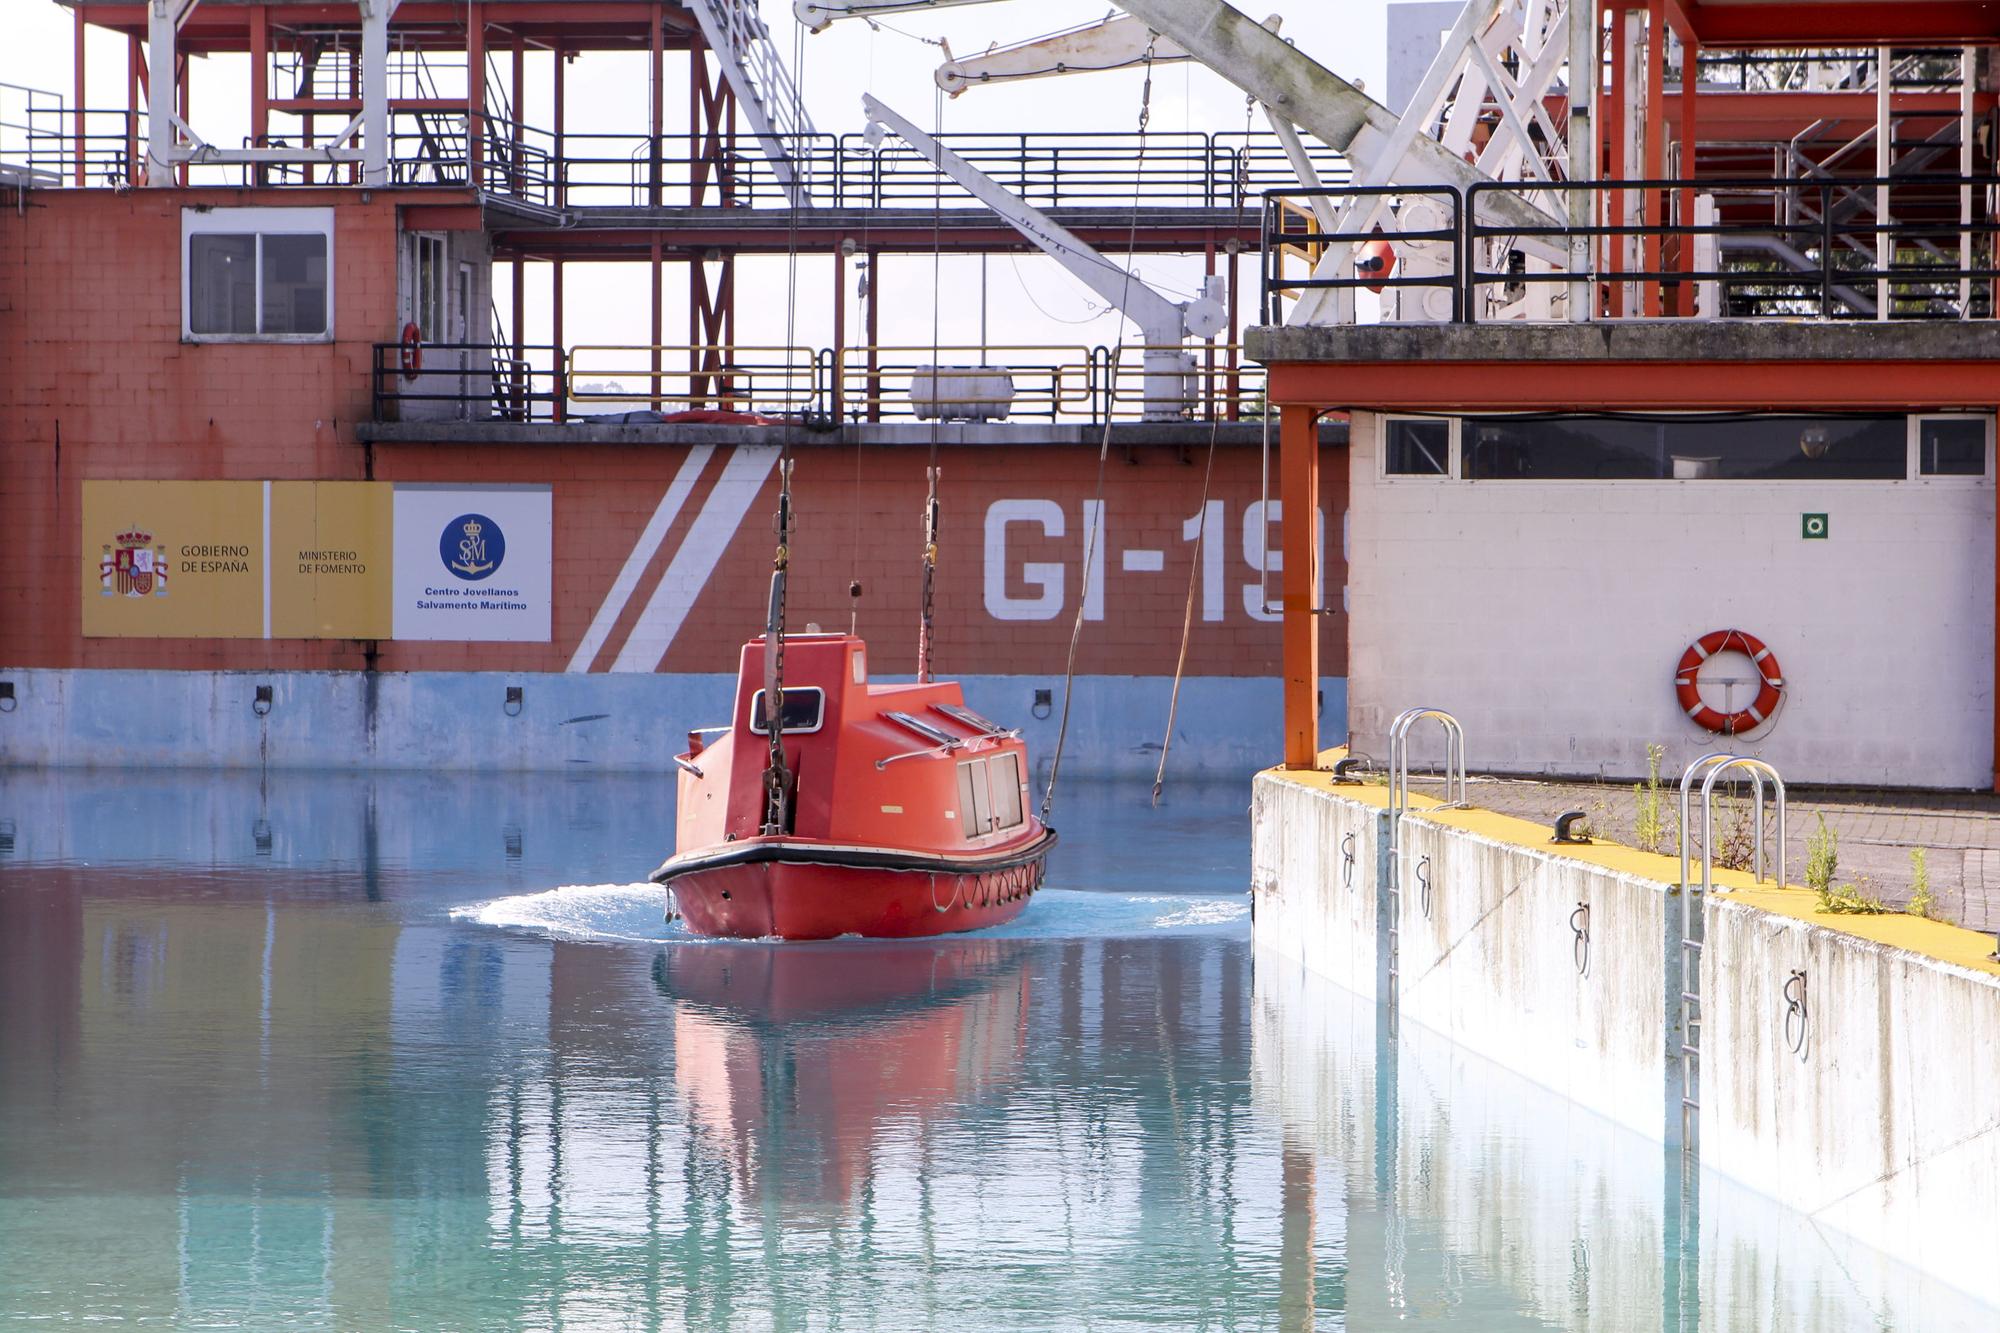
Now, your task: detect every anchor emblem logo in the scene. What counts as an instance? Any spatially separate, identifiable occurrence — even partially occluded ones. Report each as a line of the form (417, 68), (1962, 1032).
(439, 513), (506, 582)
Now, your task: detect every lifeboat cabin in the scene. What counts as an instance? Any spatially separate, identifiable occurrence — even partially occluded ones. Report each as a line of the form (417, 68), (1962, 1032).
(654, 633), (1056, 940)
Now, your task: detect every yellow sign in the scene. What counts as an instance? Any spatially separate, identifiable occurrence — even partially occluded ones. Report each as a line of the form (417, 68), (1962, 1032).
(83, 481), (265, 638)
(269, 481), (393, 639)
(82, 480), (394, 639)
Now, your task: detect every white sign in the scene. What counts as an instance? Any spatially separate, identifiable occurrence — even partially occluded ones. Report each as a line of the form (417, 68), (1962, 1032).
(392, 484), (552, 641)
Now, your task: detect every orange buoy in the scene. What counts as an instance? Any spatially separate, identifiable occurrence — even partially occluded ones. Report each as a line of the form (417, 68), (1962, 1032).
(1674, 629), (1784, 735)
(1356, 239), (1397, 294)
(399, 321), (423, 383)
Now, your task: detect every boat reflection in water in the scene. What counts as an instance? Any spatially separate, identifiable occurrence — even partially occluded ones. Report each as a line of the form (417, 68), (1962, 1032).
(658, 938), (1033, 1218)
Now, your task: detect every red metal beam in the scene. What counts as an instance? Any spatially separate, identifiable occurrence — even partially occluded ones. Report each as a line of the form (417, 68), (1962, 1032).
(70, 3), (696, 51)
(1664, 89), (1990, 139)
(250, 4), (268, 184)
(1266, 358), (2000, 412)
(1685, 2), (2000, 46)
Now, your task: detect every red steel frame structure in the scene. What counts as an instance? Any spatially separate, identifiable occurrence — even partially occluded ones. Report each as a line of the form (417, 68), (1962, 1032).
(60, 0), (1265, 423)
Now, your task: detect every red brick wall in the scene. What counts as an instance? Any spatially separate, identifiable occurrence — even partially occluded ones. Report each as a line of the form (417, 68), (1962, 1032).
(0, 186), (1344, 678)
(377, 441), (1345, 678)
(1, 187), (396, 670)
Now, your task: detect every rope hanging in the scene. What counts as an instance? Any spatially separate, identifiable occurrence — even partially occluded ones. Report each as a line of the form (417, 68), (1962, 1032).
(1155, 93), (1255, 806)
(1041, 41), (1157, 825)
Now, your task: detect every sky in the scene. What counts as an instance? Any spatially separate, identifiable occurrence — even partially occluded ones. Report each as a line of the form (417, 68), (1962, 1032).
(0, 0), (1397, 376)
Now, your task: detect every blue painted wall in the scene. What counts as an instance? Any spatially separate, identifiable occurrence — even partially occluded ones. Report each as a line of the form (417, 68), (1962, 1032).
(0, 669), (1349, 779)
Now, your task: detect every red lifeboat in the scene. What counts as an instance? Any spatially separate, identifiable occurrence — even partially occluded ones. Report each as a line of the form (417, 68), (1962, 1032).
(651, 632), (1056, 940)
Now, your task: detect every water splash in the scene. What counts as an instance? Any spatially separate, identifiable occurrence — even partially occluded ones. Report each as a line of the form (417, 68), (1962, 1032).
(451, 884), (1249, 945)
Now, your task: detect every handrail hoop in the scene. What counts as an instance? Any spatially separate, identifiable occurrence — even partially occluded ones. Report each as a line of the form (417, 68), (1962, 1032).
(1677, 752), (1783, 896)
(1699, 758), (1787, 900)
(1388, 706), (1467, 819)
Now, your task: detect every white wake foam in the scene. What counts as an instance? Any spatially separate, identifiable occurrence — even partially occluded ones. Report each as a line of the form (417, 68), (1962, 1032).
(451, 884), (1249, 945)
(451, 882), (679, 944)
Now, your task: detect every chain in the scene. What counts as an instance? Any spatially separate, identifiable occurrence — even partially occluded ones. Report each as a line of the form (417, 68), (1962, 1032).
(762, 458), (795, 835)
(918, 466), (939, 683)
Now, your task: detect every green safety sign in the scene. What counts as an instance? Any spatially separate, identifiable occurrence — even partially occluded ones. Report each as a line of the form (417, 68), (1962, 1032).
(1802, 513), (1829, 540)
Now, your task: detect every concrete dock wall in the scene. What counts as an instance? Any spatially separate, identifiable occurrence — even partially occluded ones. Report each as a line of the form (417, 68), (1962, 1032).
(0, 667), (1346, 778)
(1252, 944), (1997, 1331)
(1393, 813), (1667, 1139)
(1249, 776), (1388, 999)
(1254, 766), (2000, 1308)
(1703, 897), (2000, 1295)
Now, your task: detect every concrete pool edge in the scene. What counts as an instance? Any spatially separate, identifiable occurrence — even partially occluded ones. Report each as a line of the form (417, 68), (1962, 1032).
(1251, 757), (2000, 1308)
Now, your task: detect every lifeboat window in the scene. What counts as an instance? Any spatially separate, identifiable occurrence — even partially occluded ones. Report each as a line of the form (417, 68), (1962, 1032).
(886, 711), (959, 748)
(747, 687), (825, 735)
(957, 760), (994, 837)
(988, 753), (1025, 830)
(930, 702), (1007, 737)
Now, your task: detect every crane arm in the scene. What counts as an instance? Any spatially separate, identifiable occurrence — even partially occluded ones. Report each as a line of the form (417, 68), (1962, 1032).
(861, 94), (1210, 345)
(935, 15), (1192, 97)
(1110, 0), (1560, 232)
(795, 0), (1001, 34)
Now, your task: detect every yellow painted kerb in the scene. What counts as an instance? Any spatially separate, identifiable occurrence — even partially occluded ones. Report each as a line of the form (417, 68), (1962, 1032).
(1262, 748), (2000, 979)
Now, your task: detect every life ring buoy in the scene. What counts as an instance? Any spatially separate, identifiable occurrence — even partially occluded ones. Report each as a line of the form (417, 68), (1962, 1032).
(399, 322), (423, 383)
(1675, 629), (1784, 735)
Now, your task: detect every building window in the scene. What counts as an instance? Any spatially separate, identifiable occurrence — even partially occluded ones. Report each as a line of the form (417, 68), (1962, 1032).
(1917, 417), (1988, 477)
(1384, 417), (1452, 476)
(414, 234), (446, 342)
(1461, 414), (1908, 481)
(182, 207), (333, 342)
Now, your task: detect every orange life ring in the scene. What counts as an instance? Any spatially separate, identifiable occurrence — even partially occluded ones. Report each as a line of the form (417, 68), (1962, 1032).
(1674, 629), (1784, 735)
(399, 322), (423, 382)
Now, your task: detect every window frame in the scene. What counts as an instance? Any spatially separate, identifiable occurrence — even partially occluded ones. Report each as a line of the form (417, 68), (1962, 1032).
(1911, 414), (1993, 482)
(1428, 411), (1995, 485)
(181, 206), (335, 344)
(1381, 414), (1458, 480)
(746, 686), (826, 736)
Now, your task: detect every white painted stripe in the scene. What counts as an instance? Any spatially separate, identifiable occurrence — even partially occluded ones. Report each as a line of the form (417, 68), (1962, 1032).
(610, 445), (781, 674)
(1121, 548), (1164, 572)
(566, 444), (716, 673)
(261, 481), (272, 639)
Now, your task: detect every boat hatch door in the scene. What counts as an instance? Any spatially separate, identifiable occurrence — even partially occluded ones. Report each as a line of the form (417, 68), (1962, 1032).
(747, 687), (826, 734)
(956, 759), (994, 837)
(885, 711), (958, 748)
(930, 702), (1007, 737)
(989, 753), (1025, 829)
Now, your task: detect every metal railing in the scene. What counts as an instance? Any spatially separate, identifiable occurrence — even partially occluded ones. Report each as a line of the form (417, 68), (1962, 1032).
(566, 344), (828, 418)
(1692, 48), (1966, 93)
(370, 342), (564, 423)
(1675, 753), (1787, 1153)
(2, 97), (1342, 215)
(371, 339), (1262, 424)
(1260, 185), (1463, 324)
(1261, 174), (2000, 324)
(1384, 708), (1468, 1021)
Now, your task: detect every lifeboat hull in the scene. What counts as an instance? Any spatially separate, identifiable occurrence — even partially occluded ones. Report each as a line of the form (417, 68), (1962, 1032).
(654, 834), (1054, 941)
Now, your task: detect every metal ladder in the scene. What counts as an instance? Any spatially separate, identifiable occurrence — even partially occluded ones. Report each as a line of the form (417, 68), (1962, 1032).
(1675, 753), (1786, 1151)
(684, 0), (817, 205)
(1385, 709), (1467, 1017)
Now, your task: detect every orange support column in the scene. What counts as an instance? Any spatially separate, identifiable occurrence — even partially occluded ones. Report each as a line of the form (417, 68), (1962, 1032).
(1280, 403), (1320, 769)
(250, 5), (269, 186)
